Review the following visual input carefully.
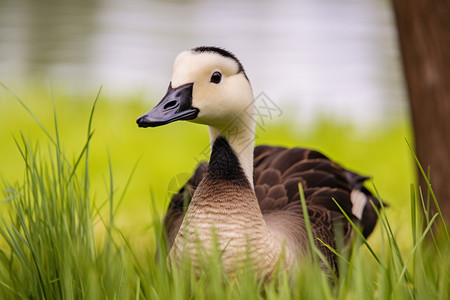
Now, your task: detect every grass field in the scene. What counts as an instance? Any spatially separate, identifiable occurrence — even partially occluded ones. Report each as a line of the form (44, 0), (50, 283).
(1, 86), (448, 299)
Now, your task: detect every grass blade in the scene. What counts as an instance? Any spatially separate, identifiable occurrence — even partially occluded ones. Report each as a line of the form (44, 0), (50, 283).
(405, 139), (449, 240)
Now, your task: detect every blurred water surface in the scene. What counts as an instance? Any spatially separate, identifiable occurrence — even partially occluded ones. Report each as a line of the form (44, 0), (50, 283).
(0, 0), (406, 124)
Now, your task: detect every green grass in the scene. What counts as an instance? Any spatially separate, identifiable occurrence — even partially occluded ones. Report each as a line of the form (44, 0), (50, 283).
(1, 86), (448, 299)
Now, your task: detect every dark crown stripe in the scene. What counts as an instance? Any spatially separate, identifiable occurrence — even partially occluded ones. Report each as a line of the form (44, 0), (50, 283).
(191, 46), (247, 77)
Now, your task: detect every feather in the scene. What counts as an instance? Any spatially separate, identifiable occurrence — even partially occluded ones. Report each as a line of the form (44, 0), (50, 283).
(163, 145), (381, 271)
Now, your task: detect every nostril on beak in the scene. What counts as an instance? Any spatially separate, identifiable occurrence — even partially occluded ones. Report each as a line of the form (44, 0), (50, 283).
(164, 100), (178, 110)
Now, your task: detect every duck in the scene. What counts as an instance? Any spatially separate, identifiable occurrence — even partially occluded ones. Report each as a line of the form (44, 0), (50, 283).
(136, 46), (380, 279)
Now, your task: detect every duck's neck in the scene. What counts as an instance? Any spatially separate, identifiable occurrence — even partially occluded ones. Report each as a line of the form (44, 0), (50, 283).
(170, 113), (286, 278)
(208, 115), (256, 188)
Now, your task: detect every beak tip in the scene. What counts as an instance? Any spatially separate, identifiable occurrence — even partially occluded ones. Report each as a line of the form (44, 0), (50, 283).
(136, 115), (150, 128)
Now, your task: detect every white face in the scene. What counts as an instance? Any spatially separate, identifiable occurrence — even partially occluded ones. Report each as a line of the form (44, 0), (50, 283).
(171, 50), (253, 127)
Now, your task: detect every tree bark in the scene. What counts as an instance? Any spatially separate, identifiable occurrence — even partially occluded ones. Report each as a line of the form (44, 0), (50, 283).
(391, 0), (450, 221)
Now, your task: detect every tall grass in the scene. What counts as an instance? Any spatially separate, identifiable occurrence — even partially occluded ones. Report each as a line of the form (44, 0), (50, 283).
(0, 89), (449, 299)
(0, 88), (135, 298)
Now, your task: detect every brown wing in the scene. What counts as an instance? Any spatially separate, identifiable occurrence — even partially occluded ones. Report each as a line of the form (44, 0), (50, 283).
(163, 145), (381, 264)
(253, 146), (357, 269)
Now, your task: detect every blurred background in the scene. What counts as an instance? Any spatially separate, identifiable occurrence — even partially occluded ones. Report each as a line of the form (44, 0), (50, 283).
(0, 0), (414, 248)
(0, 0), (407, 123)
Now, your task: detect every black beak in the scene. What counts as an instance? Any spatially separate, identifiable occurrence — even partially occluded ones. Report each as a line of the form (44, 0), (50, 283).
(136, 82), (199, 128)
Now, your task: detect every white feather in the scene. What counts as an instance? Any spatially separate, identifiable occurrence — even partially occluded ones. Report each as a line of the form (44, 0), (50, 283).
(350, 189), (367, 219)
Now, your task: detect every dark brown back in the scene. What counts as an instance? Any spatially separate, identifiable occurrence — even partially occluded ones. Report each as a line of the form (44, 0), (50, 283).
(163, 145), (381, 268)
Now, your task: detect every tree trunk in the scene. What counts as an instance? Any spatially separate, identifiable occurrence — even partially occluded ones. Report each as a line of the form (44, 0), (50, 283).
(391, 0), (450, 221)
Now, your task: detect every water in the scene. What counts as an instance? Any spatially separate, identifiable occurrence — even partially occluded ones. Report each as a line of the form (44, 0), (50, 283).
(0, 0), (406, 124)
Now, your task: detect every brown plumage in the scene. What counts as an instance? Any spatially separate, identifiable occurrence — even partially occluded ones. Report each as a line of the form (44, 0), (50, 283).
(164, 144), (381, 273)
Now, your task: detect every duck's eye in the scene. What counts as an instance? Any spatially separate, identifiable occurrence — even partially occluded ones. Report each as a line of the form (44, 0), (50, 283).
(210, 71), (222, 84)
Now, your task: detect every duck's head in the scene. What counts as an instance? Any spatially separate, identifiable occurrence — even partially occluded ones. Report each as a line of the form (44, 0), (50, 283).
(136, 46), (253, 129)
